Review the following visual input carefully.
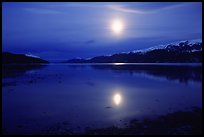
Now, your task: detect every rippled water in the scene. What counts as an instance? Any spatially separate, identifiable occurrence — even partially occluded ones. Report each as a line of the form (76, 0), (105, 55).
(2, 63), (202, 134)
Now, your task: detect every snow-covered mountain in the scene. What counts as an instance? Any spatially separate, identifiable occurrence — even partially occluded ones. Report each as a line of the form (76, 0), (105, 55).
(65, 39), (202, 63)
(116, 39), (202, 55)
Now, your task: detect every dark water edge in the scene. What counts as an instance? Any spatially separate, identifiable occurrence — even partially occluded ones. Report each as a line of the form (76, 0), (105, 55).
(2, 63), (202, 83)
(85, 107), (202, 135)
(2, 64), (47, 78)
(3, 107), (201, 135)
(90, 64), (202, 83)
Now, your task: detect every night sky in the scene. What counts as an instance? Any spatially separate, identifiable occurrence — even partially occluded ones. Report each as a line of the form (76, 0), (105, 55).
(2, 2), (202, 62)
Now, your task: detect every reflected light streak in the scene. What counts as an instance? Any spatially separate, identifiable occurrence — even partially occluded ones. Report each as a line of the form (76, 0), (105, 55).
(113, 63), (125, 65)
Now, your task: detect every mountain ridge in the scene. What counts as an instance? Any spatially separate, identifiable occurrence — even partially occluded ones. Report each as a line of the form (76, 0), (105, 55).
(2, 52), (49, 64)
(64, 39), (202, 63)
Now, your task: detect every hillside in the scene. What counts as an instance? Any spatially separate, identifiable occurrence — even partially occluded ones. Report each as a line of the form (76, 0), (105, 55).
(2, 52), (49, 64)
(64, 39), (202, 63)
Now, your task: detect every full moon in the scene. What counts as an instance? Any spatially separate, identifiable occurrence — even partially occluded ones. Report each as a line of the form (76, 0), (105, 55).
(113, 93), (122, 105)
(111, 19), (124, 34)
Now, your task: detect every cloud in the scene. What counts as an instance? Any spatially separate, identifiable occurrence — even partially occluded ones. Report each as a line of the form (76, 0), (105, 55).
(24, 2), (189, 15)
(107, 5), (152, 14)
(107, 2), (187, 14)
(24, 8), (62, 14)
(47, 2), (106, 8)
(85, 40), (95, 44)
(47, 2), (188, 14)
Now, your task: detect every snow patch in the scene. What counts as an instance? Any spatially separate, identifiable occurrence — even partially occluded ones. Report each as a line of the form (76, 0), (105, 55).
(130, 39), (202, 54)
(25, 53), (40, 58)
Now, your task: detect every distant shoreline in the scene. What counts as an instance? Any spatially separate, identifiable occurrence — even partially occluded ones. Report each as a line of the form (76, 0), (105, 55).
(46, 62), (202, 66)
(2, 63), (202, 66)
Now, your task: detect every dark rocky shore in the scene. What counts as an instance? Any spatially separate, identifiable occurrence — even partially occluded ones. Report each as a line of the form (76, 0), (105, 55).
(36, 107), (202, 135)
(85, 107), (202, 135)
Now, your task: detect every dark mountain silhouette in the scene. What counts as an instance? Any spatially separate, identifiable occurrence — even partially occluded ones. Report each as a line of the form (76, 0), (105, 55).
(2, 52), (49, 64)
(64, 40), (202, 63)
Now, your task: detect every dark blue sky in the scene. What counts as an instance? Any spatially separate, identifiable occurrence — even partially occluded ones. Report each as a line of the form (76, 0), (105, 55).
(2, 2), (202, 61)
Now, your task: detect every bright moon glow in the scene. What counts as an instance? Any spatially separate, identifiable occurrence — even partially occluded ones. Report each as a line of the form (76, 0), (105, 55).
(111, 19), (124, 34)
(113, 93), (122, 105)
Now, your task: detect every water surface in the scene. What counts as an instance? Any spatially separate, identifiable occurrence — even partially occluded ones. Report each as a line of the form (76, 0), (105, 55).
(2, 63), (202, 134)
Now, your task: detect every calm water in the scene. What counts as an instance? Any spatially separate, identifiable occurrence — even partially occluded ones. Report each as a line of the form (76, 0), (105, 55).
(2, 63), (202, 134)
